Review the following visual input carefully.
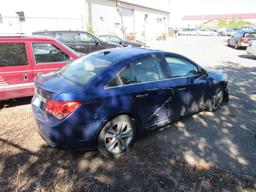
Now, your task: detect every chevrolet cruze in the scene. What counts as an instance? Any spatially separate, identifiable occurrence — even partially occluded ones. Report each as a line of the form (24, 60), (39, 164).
(32, 48), (228, 157)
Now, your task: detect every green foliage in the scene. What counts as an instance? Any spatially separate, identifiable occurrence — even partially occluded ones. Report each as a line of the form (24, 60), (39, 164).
(86, 22), (94, 33)
(200, 19), (255, 29)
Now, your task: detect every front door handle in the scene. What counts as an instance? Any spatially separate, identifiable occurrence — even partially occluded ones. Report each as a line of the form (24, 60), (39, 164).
(136, 93), (148, 98)
(24, 74), (28, 81)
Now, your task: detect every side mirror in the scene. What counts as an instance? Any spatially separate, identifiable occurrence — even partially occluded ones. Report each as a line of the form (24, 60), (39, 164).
(199, 67), (208, 76)
(91, 38), (99, 46)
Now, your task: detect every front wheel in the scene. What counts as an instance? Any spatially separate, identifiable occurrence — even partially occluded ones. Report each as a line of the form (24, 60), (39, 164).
(97, 115), (136, 158)
(206, 86), (224, 112)
(235, 42), (239, 49)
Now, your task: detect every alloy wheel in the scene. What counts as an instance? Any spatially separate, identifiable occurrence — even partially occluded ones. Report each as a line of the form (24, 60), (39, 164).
(104, 121), (134, 154)
(212, 88), (224, 110)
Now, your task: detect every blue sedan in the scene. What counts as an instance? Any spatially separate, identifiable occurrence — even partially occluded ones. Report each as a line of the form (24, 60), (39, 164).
(32, 48), (228, 157)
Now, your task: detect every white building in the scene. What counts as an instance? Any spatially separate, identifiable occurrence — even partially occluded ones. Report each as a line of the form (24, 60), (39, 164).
(86, 0), (170, 40)
(0, 0), (170, 40)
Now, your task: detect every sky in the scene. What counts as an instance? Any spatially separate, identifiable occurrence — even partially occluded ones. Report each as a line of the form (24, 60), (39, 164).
(166, 0), (256, 26)
(168, 0), (256, 15)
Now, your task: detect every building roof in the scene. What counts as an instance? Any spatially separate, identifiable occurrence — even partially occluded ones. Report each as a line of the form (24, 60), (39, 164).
(183, 13), (256, 20)
(116, 0), (170, 15)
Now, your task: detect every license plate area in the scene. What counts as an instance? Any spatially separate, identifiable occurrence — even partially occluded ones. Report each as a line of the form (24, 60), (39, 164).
(32, 96), (42, 108)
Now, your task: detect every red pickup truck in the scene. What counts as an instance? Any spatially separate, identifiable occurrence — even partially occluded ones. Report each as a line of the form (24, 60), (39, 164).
(0, 36), (80, 101)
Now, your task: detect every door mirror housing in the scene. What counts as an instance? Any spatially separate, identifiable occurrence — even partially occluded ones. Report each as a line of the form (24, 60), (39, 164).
(198, 67), (208, 76)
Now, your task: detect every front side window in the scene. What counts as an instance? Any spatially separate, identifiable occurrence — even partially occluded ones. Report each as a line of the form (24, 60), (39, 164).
(99, 36), (108, 42)
(0, 43), (28, 67)
(165, 57), (199, 78)
(77, 33), (95, 43)
(109, 36), (121, 44)
(32, 43), (70, 64)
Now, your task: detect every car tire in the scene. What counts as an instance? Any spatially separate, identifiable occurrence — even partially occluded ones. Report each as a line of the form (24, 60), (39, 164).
(206, 86), (224, 112)
(235, 42), (239, 49)
(97, 115), (136, 158)
(227, 40), (230, 46)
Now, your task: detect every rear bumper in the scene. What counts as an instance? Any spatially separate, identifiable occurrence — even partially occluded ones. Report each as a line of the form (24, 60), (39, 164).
(35, 117), (97, 150)
(238, 42), (249, 47)
(31, 98), (102, 150)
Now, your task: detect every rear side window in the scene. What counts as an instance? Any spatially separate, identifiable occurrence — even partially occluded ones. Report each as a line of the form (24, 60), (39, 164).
(131, 56), (165, 83)
(32, 43), (70, 64)
(107, 55), (165, 87)
(0, 43), (28, 67)
(119, 65), (136, 85)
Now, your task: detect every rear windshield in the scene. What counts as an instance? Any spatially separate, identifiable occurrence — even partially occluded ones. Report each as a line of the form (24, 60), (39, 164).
(58, 54), (111, 85)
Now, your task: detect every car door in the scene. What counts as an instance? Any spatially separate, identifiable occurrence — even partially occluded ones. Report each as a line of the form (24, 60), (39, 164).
(162, 55), (210, 117)
(0, 41), (34, 101)
(111, 54), (174, 130)
(30, 41), (73, 77)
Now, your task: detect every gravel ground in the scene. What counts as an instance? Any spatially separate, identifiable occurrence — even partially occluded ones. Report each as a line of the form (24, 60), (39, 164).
(0, 36), (256, 192)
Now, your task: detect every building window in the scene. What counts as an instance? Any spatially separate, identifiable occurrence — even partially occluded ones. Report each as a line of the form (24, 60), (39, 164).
(156, 17), (163, 23)
(16, 11), (25, 22)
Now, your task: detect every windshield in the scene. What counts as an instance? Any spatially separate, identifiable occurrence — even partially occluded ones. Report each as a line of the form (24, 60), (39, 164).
(58, 54), (112, 85)
(56, 39), (81, 58)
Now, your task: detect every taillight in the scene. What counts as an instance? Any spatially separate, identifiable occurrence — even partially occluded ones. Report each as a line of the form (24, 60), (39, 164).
(241, 37), (249, 42)
(45, 100), (80, 120)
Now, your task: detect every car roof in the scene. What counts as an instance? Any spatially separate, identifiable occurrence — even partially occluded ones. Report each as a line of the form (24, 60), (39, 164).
(91, 48), (161, 64)
(33, 30), (91, 34)
(0, 35), (57, 41)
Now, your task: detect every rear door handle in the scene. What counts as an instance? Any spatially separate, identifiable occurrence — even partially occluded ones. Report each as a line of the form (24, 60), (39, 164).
(136, 93), (148, 98)
(176, 87), (186, 91)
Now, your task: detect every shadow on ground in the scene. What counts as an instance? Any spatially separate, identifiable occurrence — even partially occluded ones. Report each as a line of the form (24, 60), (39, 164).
(0, 97), (32, 109)
(238, 54), (256, 60)
(0, 62), (256, 191)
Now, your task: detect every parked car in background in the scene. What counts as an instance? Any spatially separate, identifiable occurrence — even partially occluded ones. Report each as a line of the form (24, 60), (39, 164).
(33, 31), (119, 54)
(0, 35), (79, 101)
(177, 28), (199, 36)
(32, 48), (229, 157)
(98, 35), (143, 47)
(227, 31), (256, 49)
(246, 40), (256, 57)
(198, 29), (217, 36)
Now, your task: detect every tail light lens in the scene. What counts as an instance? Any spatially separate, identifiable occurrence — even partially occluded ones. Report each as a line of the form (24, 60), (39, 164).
(241, 38), (249, 42)
(45, 100), (80, 120)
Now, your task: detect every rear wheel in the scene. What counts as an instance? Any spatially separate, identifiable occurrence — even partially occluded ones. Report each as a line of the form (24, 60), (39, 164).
(227, 40), (230, 46)
(207, 86), (224, 112)
(97, 115), (136, 158)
